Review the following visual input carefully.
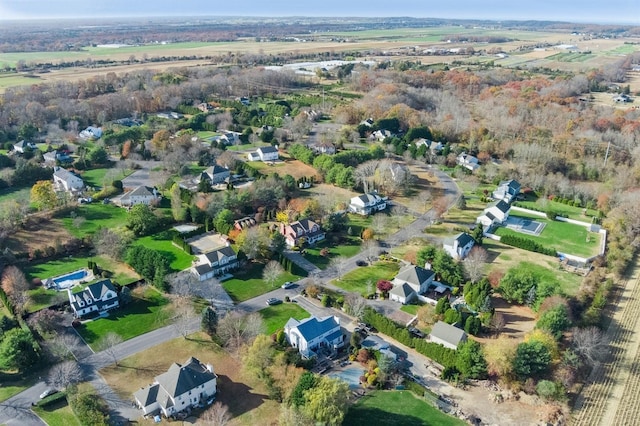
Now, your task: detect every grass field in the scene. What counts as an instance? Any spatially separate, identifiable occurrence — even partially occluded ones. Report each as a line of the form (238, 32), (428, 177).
(400, 304), (421, 315)
(514, 198), (600, 222)
(133, 232), (195, 272)
(333, 261), (400, 294)
(227, 142), (270, 152)
(304, 236), (363, 269)
(343, 390), (465, 426)
(259, 303), (308, 335)
(60, 203), (129, 237)
(76, 287), (171, 349)
(222, 262), (302, 302)
(32, 399), (81, 426)
(0, 186), (31, 205)
(80, 167), (130, 188)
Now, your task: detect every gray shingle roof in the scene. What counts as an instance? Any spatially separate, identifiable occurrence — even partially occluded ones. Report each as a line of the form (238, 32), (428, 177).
(454, 232), (475, 247)
(203, 246), (236, 264)
(390, 282), (415, 298)
(258, 146), (278, 154)
(489, 200), (510, 214)
(394, 264), (435, 287)
(134, 383), (159, 407)
(155, 357), (216, 399)
(430, 321), (467, 348)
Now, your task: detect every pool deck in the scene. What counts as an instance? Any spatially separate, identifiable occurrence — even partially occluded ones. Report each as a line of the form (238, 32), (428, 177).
(45, 269), (95, 291)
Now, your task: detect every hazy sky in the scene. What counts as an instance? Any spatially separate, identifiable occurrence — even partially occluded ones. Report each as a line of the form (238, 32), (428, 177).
(0, 0), (638, 24)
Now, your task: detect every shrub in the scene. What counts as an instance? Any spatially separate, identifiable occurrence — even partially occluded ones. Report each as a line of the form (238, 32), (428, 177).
(499, 235), (557, 257)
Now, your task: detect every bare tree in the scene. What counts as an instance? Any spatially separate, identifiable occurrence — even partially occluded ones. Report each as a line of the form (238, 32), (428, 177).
(490, 312), (506, 335)
(328, 256), (348, 280)
(93, 228), (131, 261)
(463, 246), (488, 283)
(45, 333), (80, 361)
(354, 161), (379, 193)
(172, 297), (198, 339)
(361, 239), (379, 263)
(344, 293), (367, 320)
(98, 332), (123, 365)
(371, 214), (390, 236)
(572, 327), (608, 367)
(217, 312), (264, 353)
(1, 266), (30, 313)
(263, 260), (285, 288)
(48, 360), (84, 390)
(202, 402), (232, 426)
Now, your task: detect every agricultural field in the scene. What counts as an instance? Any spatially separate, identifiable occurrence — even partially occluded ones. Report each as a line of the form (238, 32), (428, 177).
(260, 303), (308, 335)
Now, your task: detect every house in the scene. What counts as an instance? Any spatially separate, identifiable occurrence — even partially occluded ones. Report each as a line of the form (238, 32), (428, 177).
(443, 232), (475, 260)
(369, 129), (393, 141)
(197, 102), (213, 112)
(430, 141), (444, 154)
(67, 279), (119, 318)
(456, 152), (479, 171)
(191, 246), (238, 281)
(613, 94), (632, 103)
(233, 217), (256, 231)
(476, 200), (510, 228)
(43, 150), (72, 165)
(429, 321), (467, 350)
(280, 218), (325, 247)
(156, 112), (183, 120)
(284, 315), (344, 358)
(389, 264), (436, 304)
(360, 118), (374, 128)
(492, 179), (521, 203)
(348, 192), (388, 216)
(79, 126), (102, 139)
(12, 140), (36, 154)
(414, 138), (432, 148)
(115, 186), (161, 207)
(311, 141), (336, 155)
(199, 164), (230, 185)
(134, 357), (217, 417)
(212, 131), (240, 146)
(248, 146), (279, 162)
(53, 167), (84, 193)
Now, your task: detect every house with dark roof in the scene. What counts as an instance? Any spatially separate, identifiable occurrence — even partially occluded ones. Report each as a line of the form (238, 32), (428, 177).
(284, 315), (344, 358)
(348, 192), (388, 216)
(12, 140), (36, 154)
(79, 126), (103, 139)
(443, 232), (475, 260)
(280, 218), (325, 247)
(67, 279), (119, 318)
(248, 146), (279, 162)
(191, 246), (238, 281)
(134, 357), (217, 417)
(43, 150), (72, 166)
(53, 167), (84, 193)
(389, 264), (435, 304)
(429, 321), (467, 350)
(492, 179), (521, 203)
(477, 200), (511, 228)
(199, 164), (230, 185)
(114, 186), (161, 207)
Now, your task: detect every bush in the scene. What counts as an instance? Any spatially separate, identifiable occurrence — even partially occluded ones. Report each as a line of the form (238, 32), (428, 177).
(499, 234), (557, 257)
(536, 380), (557, 400)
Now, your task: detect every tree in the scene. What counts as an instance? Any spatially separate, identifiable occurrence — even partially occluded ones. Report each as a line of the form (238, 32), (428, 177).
(170, 183), (186, 221)
(471, 226), (484, 245)
(48, 360), (84, 391)
(463, 278), (492, 311)
(571, 326), (608, 367)
(214, 209), (235, 235)
(301, 376), (350, 425)
(217, 311), (264, 352)
(464, 316), (481, 336)
(27, 309), (64, 336)
(237, 227), (271, 260)
(344, 293), (367, 320)
(202, 402), (232, 426)
(463, 247), (488, 283)
(513, 340), (551, 380)
(263, 260), (284, 288)
(0, 328), (41, 372)
(484, 336), (517, 378)
(536, 380), (557, 400)
(456, 340), (487, 379)
(93, 228), (131, 260)
(361, 239), (379, 262)
(126, 204), (159, 236)
(30, 180), (57, 211)
(87, 146), (109, 165)
(498, 269), (538, 304)
(201, 306), (219, 337)
(244, 334), (276, 379)
(536, 305), (571, 340)
(270, 232), (287, 254)
(1, 266), (30, 313)
(376, 280), (393, 297)
(97, 332), (123, 366)
(328, 256), (348, 280)
(173, 297), (197, 339)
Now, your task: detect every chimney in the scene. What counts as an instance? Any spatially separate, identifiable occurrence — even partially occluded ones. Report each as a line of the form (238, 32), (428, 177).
(206, 363), (214, 373)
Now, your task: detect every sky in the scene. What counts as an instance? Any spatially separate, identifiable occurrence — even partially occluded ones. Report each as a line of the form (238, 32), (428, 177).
(0, 0), (638, 24)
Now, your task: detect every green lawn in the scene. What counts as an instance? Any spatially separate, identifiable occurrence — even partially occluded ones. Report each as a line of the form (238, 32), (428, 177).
(260, 303), (308, 335)
(494, 213), (601, 258)
(80, 167), (130, 188)
(343, 390), (465, 426)
(514, 198), (600, 222)
(304, 237), (362, 269)
(514, 261), (582, 296)
(222, 262), (302, 302)
(400, 304), (420, 315)
(133, 232), (196, 272)
(32, 398), (81, 426)
(60, 203), (128, 237)
(76, 287), (171, 349)
(333, 261), (400, 294)
(0, 186), (31, 205)
(226, 141), (270, 151)
(25, 286), (68, 313)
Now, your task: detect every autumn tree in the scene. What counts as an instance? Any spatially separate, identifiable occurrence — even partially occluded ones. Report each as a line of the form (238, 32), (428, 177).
(1, 266), (30, 313)
(263, 261), (285, 288)
(170, 183), (187, 221)
(30, 180), (57, 211)
(237, 227), (270, 260)
(328, 256), (348, 280)
(243, 334), (276, 379)
(217, 312), (264, 353)
(484, 335), (517, 379)
(344, 293), (367, 320)
(463, 246), (488, 283)
(376, 280), (393, 297)
(301, 376), (350, 425)
(93, 228), (131, 260)
(571, 326), (608, 367)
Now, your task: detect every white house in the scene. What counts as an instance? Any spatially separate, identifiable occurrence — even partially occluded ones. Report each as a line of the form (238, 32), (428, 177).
(492, 179), (521, 203)
(389, 264), (436, 304)
(43, 150), (72, 166)
(456, 152), (479, 171)
(199, 164), (230, 185)
(79, 126), (103, 139)
(284, 315), (344, 358)
(280, 218), (325, 247)
(53, 167), (84, 193)
(369, 129), (393, 141)
(67, 279), (119, 318)
(191, 246), (238, 281)
(348, 192), (388, 216)
(311, 141), (336, 155)
(476, 200), (511, 228)
(248, 146), (279, 162)
(134, 357), (217, 417)
(443, 232), (475, 260)
(429, 321), (467, 350)
(115, 186), (161, 207)
(12, 140), (36, 154)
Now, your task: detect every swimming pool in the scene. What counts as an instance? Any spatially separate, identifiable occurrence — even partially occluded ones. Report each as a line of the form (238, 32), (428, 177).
(328, 365), (364, 389)
(52, 269), (89, 289)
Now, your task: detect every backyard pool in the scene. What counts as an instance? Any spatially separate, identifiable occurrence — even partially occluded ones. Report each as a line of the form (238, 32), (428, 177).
(328, 365), (364, 389)
(46, 269), (90, 290)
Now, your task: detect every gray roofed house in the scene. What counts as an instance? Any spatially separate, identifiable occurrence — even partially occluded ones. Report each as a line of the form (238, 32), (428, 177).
(390, 264), (435, 304)
(134, 357), (217, 417)
(443, 232), (476, 260)
(492, 179), (521, 203)
(67, 279), (119, 318)
(250, 145), (279, 162)
(199, 164), (230, 185)
(349, 192), (388, 216)
(284, 316), (344, 358)
(191, 245), (238, 281)
(53, 167), (84, 193)
(476, 200), (511, 228)
(12, 140), (37, 154)
(429, 321), (467, 350)
(114, 185), (161, 207)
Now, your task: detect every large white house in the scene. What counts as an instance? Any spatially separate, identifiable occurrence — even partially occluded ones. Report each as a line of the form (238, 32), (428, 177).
(284, 315), (344, 358)
(67, 279), (119, 318)
(114, 186), (161, 207)
(191, 246), (239, 281)
(248, 146), (279, 162)
(53, 167), (84, 193)
(456, 152), (480, 171)
(429, 321), (467, 350)
(12, 140), (36, 154)
(476, 200), (511, 228)
(492, 179), (521, 203)
(349, 192), (388, 216)
(199, 164), (230, 185)
(443, 232), (475, 260)
(134, 357), (217, 417)
(389, 264), (436, 304)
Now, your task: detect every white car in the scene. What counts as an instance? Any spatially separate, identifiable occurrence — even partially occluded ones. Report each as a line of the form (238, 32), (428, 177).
(39, 389), (57, 399)
(281, 281), (295, 289)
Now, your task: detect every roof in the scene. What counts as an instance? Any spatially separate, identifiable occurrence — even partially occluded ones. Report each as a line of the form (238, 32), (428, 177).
(499, 179), (520, 190)
(454, 232), (475, 247)
(394, 264), (435, 287)
(390, 282), (415, 298)
(203, 246), (236, 264)
(154, 357), (216, 399)
(204, 164), (229, 176)
(86, 279), (116, 300)
(119, 186), (158, 202)
(353, 192), (384, 204)
(430, 321), (467, 348)
(134, 383), (159, 407)
(194, 264), (213, 275)
(53, 167), (82, 184)
(69, 279), (117, 313)
(488, 200), (510, 214)
(290, 316), (340, 342)
(257, 146), (278, 154)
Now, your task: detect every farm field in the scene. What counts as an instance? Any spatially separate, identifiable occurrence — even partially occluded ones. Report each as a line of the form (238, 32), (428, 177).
(260, 303), (308, 335)
(222, 262), (303, 302)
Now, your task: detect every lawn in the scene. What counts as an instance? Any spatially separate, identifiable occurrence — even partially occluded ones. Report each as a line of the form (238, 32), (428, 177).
(400, 304), (421, 315)
(0, 186), (31, 205)
(333, 261), (400, 294)
(25, 286), (68, 313)
(60, 203), (129, 237)
(80, 167), (125, 188)
(76, 287), (171, 349)
(343, 390), (465, 426)
(100, 331), (280, 425)
(0, 372), (38, 403)
(222, 262), (302, 302)
(513, 261), (582, 296)
(32, 398), (81, 426)
(304, 236), (363, 269)
(226, 141), (270, 151)
(493, 213), (601, 258)
(133, 232), (196, 272)
(514, 198), (600, 222)
(260, 303), (309, 335)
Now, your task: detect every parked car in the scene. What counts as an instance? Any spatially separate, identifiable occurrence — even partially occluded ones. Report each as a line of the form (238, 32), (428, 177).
(39, 389), (57, 399)
(266, 298), (282, 306)
(281, 281), (296, 289)
(408, 327), (426, 338)
(355, 260), (368, 267)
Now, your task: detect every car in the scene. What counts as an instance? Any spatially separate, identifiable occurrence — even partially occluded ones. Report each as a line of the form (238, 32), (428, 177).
(408, 327), (426, 338)
(281, 281), (295, 289)
(39, 389), (57, 399)
(355, 260), (368, 267)
(266, 298), (282, 306)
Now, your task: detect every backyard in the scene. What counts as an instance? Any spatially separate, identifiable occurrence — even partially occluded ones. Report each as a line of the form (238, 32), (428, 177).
(133, 232), (196, 272)
(333, 261), (400, 294)
(60, 203), (129, 238)
(260, 303), (308, 335)
(222, 261), (303, 302)
(514, 197), (600, 222)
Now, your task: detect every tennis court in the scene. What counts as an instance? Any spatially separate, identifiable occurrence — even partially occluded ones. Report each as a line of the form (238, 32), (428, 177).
(504, 216), (546, 236)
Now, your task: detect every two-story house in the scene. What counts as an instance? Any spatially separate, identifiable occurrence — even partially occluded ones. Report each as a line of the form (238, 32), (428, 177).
(12, 140), (37, 154)
(67, 279), (119, 318)
(492, 179), (521, 203)
(476, 200), (511, 228)
(284, 315), (344, 358)
(115, 186), (161, 207)
(191, 246), (238, 281)
(199, 164), (230, 186)
(389, 264), (436, 304)
(349, 192), (388, 216)
(280, 218), (325, 247)
(134, 357), (217, 417)
(248, 146), (279, 162)
(456, 152), (480, 171)
(443, 232), (476, 260)
(43, 150), (72, 166)
(53, 167), (84, 193)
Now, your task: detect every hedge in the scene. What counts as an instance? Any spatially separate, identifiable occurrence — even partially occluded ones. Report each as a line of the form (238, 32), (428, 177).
(499, 234), (557, 257)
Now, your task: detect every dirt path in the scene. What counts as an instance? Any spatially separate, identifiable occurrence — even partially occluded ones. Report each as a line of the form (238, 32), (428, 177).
(572, 258), (640, 425)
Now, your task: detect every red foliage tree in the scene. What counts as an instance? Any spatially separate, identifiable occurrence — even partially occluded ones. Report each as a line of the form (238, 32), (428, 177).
(377, 280), (393, 295)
